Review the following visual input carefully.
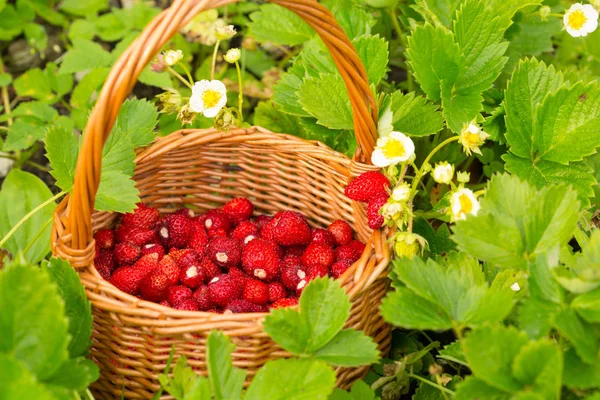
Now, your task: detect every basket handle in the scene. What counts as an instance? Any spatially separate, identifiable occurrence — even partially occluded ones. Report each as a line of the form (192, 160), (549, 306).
(65, 0), (378, 250)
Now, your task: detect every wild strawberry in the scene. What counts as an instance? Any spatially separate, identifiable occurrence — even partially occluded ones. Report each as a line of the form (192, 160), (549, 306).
(344, 171), (390, 203)
(306, 264), (329, 281)
(331, 259), (353, 279)
(311, 228), (335, 246)
(228, 267), (248, 287)
(114, 242), (141, 265)
(95, 249), (115, 272)
(167, 285), (193, 306)
(141, 243), (165, 259)
(222, 197), (254, 223)
(203, 210), (231, 233)
(348, 240), (366, 256)
(284, 246), (305, 258)
(175, 208), (196, 219)
(270, 297), (298, 309)
(208, 274), (242, 308)
(94, 229), (115, 250)
(115, 225), (157, 246)
(157, 214), (192, 248)
(272, 211), (311, 247)
(241, 238), (280, 281)
(207, 237), (242, 268)
(208, 228), (228, 238)
(335, 245), (360, 263)
(200, 257), (221, 280)
(156, 255), (179, 286)
(188, 229), (208, 259)
(280, 257), (307, 290)
(259, 212), (281, 241)
(110, 259), (156, 296)
(140, 271), (170, 302)
(253, 215), (272, 229)
(268, 282), (287, 303)
(367, 195), (387, 229)
(231, 221), (259, 243)
(225, 299), (266, 313)
(180, 265), (205, 289)
(159, 300), (170, 307)
(243, 279), (269, 305)
(131, 253), (160, 276)
(327, 220), (353, 246)
(302, 243), (335, 269)
(175, 299), (198, 311)
(193, 286), (213, 311)
(121, 204), (159, 230)
(169, 248), (198, 269)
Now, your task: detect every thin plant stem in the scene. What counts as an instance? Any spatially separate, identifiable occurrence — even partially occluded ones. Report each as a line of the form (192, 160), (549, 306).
(408, 373), (455, 396)
(0, 126), (9, 131)
(166, 66), (193, 90)
(411, 136), (460, 192)
(85, 389), (95, 400)
(235, 61), (244, 121)
(178, 62), (195, 86)
(22, 217), (53, 255)
(210, 39), (221, 80)
(0, 191), (66, 249)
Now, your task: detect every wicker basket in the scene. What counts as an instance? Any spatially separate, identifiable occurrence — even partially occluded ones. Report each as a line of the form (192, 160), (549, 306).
(51, 0), (393, 398)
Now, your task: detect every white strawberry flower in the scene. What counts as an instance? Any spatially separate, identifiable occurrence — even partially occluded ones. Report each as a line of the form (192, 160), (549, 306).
(564, 3), (598, 37)
(459, 123), (489, 156)
(371, 131), (415, 167)
(392, 182), (411, 202)
(432, 162), (454, 184)
(189, 80), (227, 118)
(450, 188), (480, 221)
(164, 49), (183, 66)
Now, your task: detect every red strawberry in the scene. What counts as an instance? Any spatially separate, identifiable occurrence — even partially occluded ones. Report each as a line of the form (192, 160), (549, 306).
(200, 257), (221, 280)
(222, 198), (254, 223)
(159, 300), (170, 307)
(115, 225), (157, 246)
(208, 274), (242, 308)
(331, 259), (353, 279)
(175, 299), (198, 311)
(141, 243), (165, 259)
(228, 267), (248, 287)
(280, 257), (307, 290)
(169, 248), (198, 269)
(140, 271), (170, 302)
(301, 243), (335, 269)
(253, 215), (272, 229)
(180, 265), (205, 289)
(94, 229), (115, 250)
(132, 253), (160, 276)
(167, 285), (193, 306)
(241, 238), (280, 281)
(259, 212), (281, 241)
(268, 282), (287, 303)
(335, 245), (360, 263)
(367, 195), (387, 229)
(225, 299), (266, 313)
(121, 204), (159, 230)
(193, 286), (213, 311)
(157, 214), (192, 248)
(207, 237), (242, 268)
(311, 228), (335, 246)
(231, 221), (259, 244)
(110, 255), (157, 296)
(156, 255), (180, 286)
(95, 249), (115, 272)
(348, 240), (366, 256)
(327, 220), (353, 246)
(114, 242), (141, 265)
(344, 171), (390, 203)
(243, 279), (269, 305)
(270, 297), (298, 309)
(284, 246), (305, 258)
(208, 228), (228, 238)
(272, 211), (311, 247)
(188, 229), (208, 259)
(175, 208), (196, 219)
(306, 264), (329, 281)
(203, 210), (231, 233)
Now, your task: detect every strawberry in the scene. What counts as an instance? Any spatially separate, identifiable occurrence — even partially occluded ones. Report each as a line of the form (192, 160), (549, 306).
(301, 243), (335, 269)
(200, 257), (221, 280)
(241, 238), (281, 281)
(327, 220), (353, 246)
(156, 255), (180, 286)
(208, 274), (242, 308)
(157, 214), (192, 248)
(348, 240), (366, 256)
(167, 285), (193, 306)
(203, 210), (231, 233)
(208, 228), (228, 238)
(228, 267), (248, 287)
(121, 204), (159, 230)
(284, 246), (305, 258)
(222, 197), (254, 223)
(367, 195), (387, 229)
(169, 248), (198, 269)
(188, 229), (208, 259)
(270, 297), (298, 309)
(94, 229), (115, 250)
(131, 253), (160, 276)
(259, 212), (281, 241)
(175, 299), (198, 311)
(311, 228), (335, 246)
(140, 271), (170, 302)
(280, 257), (307, 290)
(306, 264), (329, 281)
(331, 259), (353, 279)
(180, 265), (205, 289)
(193, 286), (213, 311)
(207, 237), (242, 268)
(95, 249), (115, 271)
(114, 242), (141, 265)
(253, 215), (272, 229)
(243, 279), (269, 305)
(335, 245), (360, 263)
(344, 171), (390, 203)
(159, 300), (170, 307)
(110, 263), (154, 296)
(267, 282), (287, 303)
(272, 211), (311, 247)
(116, 225), (157, 246)
(175, 208), (196, 219)
(231, 221), (259, 244)
(141, 243), (165, 259)
(225, 299), (266, 313)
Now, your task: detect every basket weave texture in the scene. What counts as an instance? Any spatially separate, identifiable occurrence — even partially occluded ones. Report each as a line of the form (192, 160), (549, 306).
(51, 1), (393, 398)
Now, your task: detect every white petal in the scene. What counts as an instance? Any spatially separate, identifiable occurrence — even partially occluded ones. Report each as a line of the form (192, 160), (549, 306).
(208, 79), (227, 94)
(566, 26), (583, 37)
(203, 106), (221, 118)
(400, 135), (415, 159)
(189, 97), (204, 113)
(371, 149), (391, 167)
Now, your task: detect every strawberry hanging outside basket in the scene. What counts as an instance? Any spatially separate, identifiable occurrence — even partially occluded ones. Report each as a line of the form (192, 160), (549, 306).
(51, 0), (393, 398)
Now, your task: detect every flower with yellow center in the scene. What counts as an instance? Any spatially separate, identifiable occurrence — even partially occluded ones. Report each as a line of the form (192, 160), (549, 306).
(432, 161), (454, 184)
(164, 49), (183, 66)
(459, 123), (489, 156)
(371, 131), (415, 167)
(189, 80), (227, 118)
(450, 188), (480, 221)
(564, 3), (598, 37)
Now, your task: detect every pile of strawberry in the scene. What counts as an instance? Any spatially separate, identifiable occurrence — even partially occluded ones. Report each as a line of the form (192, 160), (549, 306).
(93, 198), (365, 313)
(344, 171), (391, 229)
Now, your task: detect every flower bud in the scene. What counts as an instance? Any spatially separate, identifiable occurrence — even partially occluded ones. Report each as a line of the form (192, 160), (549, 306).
(164, 49), (183, 66)
(456, 171), (470, 183)
(223, 48), (241, 64)
(215, 25), (237, 40)
(432, 162), (454, 184)
(539, 5), (551, 21)
(151, 54), (166, 73)
(392, 182), (410, 202)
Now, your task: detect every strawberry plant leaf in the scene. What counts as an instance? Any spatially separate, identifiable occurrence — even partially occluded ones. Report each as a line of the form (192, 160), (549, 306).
(8, 101), (58, 123)
(59, 0), (109, 17)
(158, 356), (211, 400)
(0, 170), (56, 264)
(115, 99), (157, 144)
(438, 341), (467, 367)
(253, 101), (306, 136)
(248, 4), (314, 46)
(263, 307), (310, 355)
(328, 0), (375, 39)
(353, 35), (389, 85)
(553, 230), (600, 294)
(313, 329), (379, 367)
(103, 127), (136, 177)
(70, 67), (109, 108)
(245, 358), (336, 400)
(4, 119), (48, 152)
(45, 125), (78, 192)
(12, 67), (54, 101)
(552, 308), (599, 365)
(44, 357), (99, 391)
(563, 348), (600, 390)
(297, 73), (353, 131)
(380, 287), (452, 330)
(206, 331), (246, 400)
(272, 64), (311, 117)
(572, 289), (600, 324)
(0, 354), (55, 400)
(518, 295), (560, 340)
(59, 38), (112, 74)
(455, 377), (511, 400)
(511, 339), (562, 399)
(94, 170), (139, 213)
(329, 380), (376, 400)
(390, 91), (444, 136)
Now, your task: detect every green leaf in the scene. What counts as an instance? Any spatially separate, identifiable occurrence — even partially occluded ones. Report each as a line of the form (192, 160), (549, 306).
(390, 91), (444, 136)
(353, 35), (388, 85)
(45, 357), (99, 391)
(0, 265), (69, 380)
(413, 0), (461, 27)
(10, 101), (58, 122)
(248, 4), (314, 46)
(572, 289), (600, 323)
(512, 339), (562, 399)
(24, 23), (47, 52)
(45, 257), (92, 358)
(45, 125), (78, 192)
(59, 39), (112, 74)
(3, 119), (47, 152)
(245, 358), (336, 400)
(254, 101), (306, 136)
(68, 19), (97, 41)
(264, 307), (310, 355)
(95, 12), (127, 41)
(158, 356), (211, 400)
(0, 170), (56, 263)
(554, 230), (600, 294)
(553, 308), (599, 365)
(297, 73), (353, 130)
(206, 331), (245, 400)
(380, 287), (452, 330)
(70, 67), (109, 108)
(0, 72), (12, 87)
(139, 66), (172, 89)
(563, 348), (600, 390)
(0, 354), (55, 400)
(329, 0), (375, 39)
(313, 329), (379, 366)
(13, 68), (53, 101)
(272, 64), (311, 117)
(438, 341), (467, 367)
(440, 80), (483, 133)
(115, 98), (158, 147)
(103, 127), (135, 176)
(59, 0), (108, 16)
(95, 170), (139, 213)
(455, 377), (511, 400)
